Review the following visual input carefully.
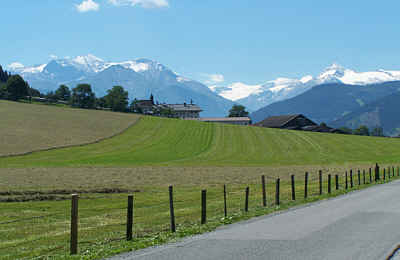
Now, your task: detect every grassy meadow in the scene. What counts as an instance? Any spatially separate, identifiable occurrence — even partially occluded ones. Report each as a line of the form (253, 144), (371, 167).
(1, 102), (400, 259)
(1, 115), (400, 168)
(0, 100), (139, 156)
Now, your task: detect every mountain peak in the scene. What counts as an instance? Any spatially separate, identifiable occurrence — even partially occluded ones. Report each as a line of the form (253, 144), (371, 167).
(318, 63), (348, 80)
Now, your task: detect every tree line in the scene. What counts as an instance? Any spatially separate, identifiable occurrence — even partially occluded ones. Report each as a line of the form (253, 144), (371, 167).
(338, 125), (385, 137)
(0, 72), (132, 113)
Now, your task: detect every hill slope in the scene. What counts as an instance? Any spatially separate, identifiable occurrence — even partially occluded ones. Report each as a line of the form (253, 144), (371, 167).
(330, 91), (400, 136)
(0, 101), (139, 156)
(250, 81), (400, 123)
(2, 115), (400, 168)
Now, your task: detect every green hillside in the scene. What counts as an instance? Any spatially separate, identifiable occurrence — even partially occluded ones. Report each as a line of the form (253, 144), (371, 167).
(0, 100), (139, 156)
(2, 115), (400, 168)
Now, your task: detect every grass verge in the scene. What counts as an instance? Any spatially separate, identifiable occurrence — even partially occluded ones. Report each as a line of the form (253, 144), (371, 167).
(0, 167), (398, 259)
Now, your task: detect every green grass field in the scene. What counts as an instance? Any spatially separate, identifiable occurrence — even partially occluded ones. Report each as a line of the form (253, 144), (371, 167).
(0, 100), (139, 156)
(1, 102), (400, 259)
(1, 115), (400, 168)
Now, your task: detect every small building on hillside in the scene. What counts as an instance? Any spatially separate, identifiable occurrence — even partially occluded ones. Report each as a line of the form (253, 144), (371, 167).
(162, 103), (202, 119)
(132, 95), (155, 114)
(255, 114), (344, 133)
(255, 114), (317, 129)
(196, 117), (251, 125)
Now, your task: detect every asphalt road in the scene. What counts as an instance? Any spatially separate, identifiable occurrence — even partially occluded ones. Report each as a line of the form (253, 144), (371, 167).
(109, 180), (400, 260)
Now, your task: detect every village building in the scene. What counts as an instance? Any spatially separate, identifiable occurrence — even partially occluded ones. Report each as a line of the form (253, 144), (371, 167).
(162, 103), (202, 119)
(255, 114), (317, 129)
(195, 117), (251, 125)
(132, 94), (156, 115)
(255, 114), (343, 133)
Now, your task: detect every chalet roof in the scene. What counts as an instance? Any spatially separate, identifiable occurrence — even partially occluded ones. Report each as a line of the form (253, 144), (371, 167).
(199, 117), (251, 122)
(135, 100), (154, 107)
(255, 114), (304, 128)
(165, 104), (202, 112)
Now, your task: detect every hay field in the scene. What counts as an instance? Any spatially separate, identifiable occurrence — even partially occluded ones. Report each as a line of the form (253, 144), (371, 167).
(0, 101), (140, 156)
(1, 115), (400, 168)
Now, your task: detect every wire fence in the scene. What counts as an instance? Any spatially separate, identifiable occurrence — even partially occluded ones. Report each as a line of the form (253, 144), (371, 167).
(0, 164), (399, 259)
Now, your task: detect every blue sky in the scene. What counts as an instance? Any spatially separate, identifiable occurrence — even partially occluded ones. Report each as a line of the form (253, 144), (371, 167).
(2, 0), (400, 86)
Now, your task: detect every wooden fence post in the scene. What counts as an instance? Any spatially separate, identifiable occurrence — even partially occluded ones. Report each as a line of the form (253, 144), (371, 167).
(393, 166), (395, 177)
(328, 174), (331, 194)
(245, 187), (249, 212)
(375, 163), (380, 181)
(345, 171), (348, 190)
(358, 170), (361, 185)
(363, 170), (366, 185)
(126, 195), (134, 241)
(261, 175), (267, 207)
(275, 179), (280, 205)
(335, 174), (339, 190)
(398, 166), (400, 177)
(70, 194), (79, 255)
(223, 185), (227, 217)
(169, 186), (176, 232)
(384, 168), (386, 181)
(350, 170), (353, 188)
(369, 168), (372, 183)
(304, 172), (308, 199)
(319, 170), (323, 195)
(291, 175), (296, 201)
(388, 167), (391, 179)
(201, 190), (207, 224)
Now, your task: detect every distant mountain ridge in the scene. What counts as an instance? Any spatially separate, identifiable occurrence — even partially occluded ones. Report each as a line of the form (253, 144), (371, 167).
(211, 64), (400, 111)
(7, 55), (234, 117)
(330, 91), (400, 136)
(250, 81), (400, 134)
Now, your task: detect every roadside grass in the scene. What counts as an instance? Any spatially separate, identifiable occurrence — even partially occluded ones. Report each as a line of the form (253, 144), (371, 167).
(2, 116), (400, 168)
(0, 168), (397, 259)
(0, 100), (139, 156)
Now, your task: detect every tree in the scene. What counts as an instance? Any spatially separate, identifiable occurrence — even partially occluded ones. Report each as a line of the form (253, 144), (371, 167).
(353, 125), (370, 136)
(371, 126), (384, 137)
(96, 96), (108, 109)
(0, 66), (10, 83)
(104, 86), (129, 112)
(0, 83), (9, 99)
(5, 75), (29, 101)
(71, 84), (96, 109)
(320, 122), (328, 128)
(55, 85), (71, 101)
(228, 105), (249, 117)
(338, 127), (353, 135)
(45, 91), (58, 103)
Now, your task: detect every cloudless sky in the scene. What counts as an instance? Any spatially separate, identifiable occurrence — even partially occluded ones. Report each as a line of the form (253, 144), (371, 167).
(2, 0), (400, 85)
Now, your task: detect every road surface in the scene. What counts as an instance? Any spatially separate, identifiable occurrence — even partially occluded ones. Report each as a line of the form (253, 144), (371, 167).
(110, 180), (400, 260)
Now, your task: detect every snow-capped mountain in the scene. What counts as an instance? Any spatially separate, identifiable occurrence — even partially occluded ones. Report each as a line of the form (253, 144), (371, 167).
(7, 55), (234, 117)
(210, 64), (400, 111)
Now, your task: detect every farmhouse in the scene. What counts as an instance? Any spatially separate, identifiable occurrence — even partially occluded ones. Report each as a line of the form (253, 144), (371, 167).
(195, 117), (251, 125)
(162, 103), (202, 119)
(255, 114), (343, 133)
(255, 114), (317, 129)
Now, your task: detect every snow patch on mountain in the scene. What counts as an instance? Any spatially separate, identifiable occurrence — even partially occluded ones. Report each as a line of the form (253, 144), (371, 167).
(219, 82), (263, 101)
(8, 63), (47, 74)
(209, 63), (400, 111)
(106, 61), (150, 73)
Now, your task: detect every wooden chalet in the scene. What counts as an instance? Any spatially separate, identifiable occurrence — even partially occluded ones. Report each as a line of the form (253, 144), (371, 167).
(255, 114), (316, 130)
(255, 114), (344, 133)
